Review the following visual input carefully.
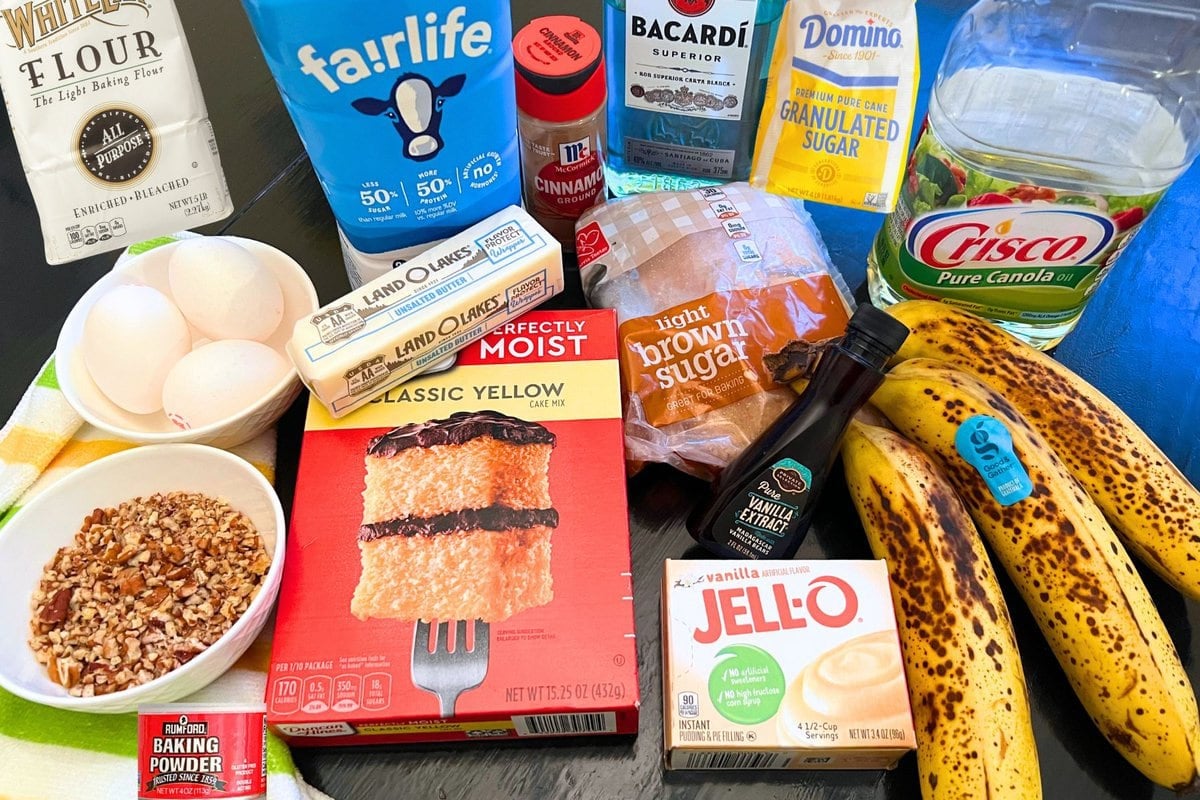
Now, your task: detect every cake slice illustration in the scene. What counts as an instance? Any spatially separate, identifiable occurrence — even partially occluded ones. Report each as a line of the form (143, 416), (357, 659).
(352, 410), (559, 623)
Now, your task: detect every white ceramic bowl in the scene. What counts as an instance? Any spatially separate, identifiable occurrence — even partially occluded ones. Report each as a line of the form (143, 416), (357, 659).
(0, 444), (285, 713)
(57, 236), (318, 449)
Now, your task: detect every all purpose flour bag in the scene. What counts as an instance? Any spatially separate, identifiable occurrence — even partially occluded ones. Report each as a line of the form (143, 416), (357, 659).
(0, 0), (232, 264)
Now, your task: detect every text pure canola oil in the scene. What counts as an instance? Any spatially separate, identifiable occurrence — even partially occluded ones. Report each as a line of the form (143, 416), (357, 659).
(867, 0), (1200, 349)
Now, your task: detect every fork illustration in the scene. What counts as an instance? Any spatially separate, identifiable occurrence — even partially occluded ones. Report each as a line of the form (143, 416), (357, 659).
(411, 619), (491, 717)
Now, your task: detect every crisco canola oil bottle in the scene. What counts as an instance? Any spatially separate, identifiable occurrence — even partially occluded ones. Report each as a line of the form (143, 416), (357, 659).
(868, 0), (1200, 349)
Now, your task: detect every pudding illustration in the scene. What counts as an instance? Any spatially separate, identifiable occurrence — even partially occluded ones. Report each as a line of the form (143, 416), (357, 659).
(777, 629), (911, 745)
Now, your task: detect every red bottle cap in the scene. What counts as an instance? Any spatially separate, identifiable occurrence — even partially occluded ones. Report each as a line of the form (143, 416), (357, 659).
(513, 16), (605, 123)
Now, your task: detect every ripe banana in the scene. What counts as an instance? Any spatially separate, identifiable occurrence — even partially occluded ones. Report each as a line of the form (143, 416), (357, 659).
(887, 299), (1200, 599)
(871, 358), (1200, 791)
(843, 421), (1041, 799)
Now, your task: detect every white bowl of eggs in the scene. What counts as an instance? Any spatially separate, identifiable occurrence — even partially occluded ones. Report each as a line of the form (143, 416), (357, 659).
(57, 235), (318, 449)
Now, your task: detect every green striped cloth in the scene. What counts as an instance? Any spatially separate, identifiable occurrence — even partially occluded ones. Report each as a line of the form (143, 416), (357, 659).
(0, 241), (330, 799)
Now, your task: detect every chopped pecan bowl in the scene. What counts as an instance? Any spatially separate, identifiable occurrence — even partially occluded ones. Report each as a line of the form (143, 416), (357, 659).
(29, 491), (269, 698)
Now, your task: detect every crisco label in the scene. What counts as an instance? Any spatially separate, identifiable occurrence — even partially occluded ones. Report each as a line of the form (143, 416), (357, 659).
(907, 207), (1114, 283)
(872, 122), (1166, 322)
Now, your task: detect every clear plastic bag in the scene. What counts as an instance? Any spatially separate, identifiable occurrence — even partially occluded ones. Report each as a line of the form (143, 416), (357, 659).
(576, 182), (854, 478)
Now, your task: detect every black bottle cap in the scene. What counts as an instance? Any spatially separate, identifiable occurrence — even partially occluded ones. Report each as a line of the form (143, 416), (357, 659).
(848, 303), (909, 350)
(841, 304), (909, 367)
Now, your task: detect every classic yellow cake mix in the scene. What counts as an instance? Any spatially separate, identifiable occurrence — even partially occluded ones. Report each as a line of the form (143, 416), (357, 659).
(269, 310), (638, 745)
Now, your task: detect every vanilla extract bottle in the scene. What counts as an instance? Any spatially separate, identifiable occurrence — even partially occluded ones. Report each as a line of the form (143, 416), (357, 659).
(604, 0), (784, 195)
(688, 305), (909, 560)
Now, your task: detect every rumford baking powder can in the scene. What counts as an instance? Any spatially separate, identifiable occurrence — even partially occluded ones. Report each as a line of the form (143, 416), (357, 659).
(138, 704), (267, 799)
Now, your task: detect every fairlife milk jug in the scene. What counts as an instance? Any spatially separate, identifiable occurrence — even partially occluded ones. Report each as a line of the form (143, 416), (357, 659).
(240, 1), (522, 286)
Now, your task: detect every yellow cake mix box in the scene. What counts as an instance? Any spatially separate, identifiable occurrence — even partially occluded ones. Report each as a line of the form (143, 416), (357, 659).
(269, 309), (638, 746)
(662, 560), (915, 769)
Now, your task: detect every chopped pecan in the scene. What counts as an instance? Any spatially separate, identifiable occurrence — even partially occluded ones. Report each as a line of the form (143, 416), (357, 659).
(28, 491), (268, 697)
(117, 568), (146, 596)
(38, 587), (72, 624)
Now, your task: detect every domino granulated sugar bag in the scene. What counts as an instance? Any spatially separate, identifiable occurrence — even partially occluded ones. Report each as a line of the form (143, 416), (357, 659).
(0, 0), (232, 264)
(751, 0), (919, 213)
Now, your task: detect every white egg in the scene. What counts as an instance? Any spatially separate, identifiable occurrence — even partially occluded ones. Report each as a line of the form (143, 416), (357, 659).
(167, 237), (285, 342)
(162, 339), (292, 429)
(82, 285), (191, 415)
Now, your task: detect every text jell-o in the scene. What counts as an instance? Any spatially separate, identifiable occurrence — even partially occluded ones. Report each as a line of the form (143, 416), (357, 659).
(662, 559), (916, 770)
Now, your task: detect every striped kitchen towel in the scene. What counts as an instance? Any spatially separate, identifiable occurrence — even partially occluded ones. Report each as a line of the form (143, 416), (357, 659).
(0, 358), (329, 800)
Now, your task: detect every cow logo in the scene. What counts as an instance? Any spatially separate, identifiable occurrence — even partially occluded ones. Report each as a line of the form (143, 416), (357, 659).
(352, 73), (467, 162)
(77, 107), (155, 185)
(312, 303), (365, 344)
(669, 0), (715, 16)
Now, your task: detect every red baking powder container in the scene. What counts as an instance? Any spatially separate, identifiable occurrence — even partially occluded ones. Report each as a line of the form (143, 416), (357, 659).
(138, 704), (267, 800)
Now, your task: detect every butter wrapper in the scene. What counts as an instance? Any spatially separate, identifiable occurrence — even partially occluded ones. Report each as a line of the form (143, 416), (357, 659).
(288, 206), (564, 418)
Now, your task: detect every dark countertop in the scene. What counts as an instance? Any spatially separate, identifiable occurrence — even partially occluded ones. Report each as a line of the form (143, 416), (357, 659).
(2, 1), (1199, 799)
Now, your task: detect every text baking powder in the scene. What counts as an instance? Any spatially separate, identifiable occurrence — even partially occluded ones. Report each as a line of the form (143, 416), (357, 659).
(138, 704), (267, 800)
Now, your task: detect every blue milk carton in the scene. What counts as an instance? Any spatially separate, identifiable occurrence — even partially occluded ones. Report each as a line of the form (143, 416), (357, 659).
(240, 1), (522, 285)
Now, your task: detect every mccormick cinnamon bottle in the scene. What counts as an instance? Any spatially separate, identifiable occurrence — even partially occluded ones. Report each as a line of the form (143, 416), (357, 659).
(514, 16), (607, 249)
(688, 304), (908, 560)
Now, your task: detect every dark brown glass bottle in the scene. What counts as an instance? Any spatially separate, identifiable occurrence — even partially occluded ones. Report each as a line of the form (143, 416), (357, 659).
(687, 304), (909, 560)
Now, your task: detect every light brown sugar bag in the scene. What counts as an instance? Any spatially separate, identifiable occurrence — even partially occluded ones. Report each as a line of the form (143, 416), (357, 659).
(576, 183), (853, 478)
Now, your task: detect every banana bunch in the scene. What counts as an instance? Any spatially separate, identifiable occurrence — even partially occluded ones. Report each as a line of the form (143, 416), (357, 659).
(848, 302), (1200, 793)
(889, 300), (1200, 599)
(843, 421), (1041, 799)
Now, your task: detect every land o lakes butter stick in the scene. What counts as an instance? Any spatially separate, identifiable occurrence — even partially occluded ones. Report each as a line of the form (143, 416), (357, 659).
(287, 206), (564, 418)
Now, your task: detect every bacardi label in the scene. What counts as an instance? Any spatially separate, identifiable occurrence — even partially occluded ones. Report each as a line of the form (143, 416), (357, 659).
(624, 0), (759, 122)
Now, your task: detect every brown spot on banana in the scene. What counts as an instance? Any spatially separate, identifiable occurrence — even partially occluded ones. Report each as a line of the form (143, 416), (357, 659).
(870, 359), (1200, 790)
(843, 421), (1041, 799)
(886, 300), (1200, 600)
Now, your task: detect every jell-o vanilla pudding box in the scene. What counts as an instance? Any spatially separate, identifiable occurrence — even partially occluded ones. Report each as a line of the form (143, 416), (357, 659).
(662, 560), (916, 769)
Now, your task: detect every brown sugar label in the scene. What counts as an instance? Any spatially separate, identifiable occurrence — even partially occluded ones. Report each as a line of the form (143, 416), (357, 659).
(618, 277), (851, 428)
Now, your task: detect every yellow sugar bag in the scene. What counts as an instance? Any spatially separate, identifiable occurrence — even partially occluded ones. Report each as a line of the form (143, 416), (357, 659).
(751, 0), (919, 213)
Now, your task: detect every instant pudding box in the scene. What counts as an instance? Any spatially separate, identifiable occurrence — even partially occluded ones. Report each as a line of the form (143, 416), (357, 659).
(662, 560), (916, 769)
(269, 309), (639, 745)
